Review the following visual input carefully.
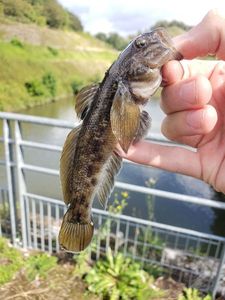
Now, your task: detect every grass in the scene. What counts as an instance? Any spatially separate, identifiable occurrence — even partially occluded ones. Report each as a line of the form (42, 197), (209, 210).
(0, 35), (117, 111)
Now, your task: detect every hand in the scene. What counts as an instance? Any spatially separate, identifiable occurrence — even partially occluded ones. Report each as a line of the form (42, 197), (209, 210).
(120, 10), (225, 193)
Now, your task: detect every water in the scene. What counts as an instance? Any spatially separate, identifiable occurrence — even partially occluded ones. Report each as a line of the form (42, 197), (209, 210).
(5, 97), (225, 237)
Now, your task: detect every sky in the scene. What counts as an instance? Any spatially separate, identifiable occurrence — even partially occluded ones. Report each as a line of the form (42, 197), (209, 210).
(58, 0), (225, 36)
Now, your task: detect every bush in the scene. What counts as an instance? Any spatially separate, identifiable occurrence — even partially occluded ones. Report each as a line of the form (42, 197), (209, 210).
(25, 253), (57, 281)
(10, 38), (24, 48)
(25, 72), (57, 98)
(71, 79), (84, 95)
(25, 80), (46, 96)
(47, 46), (58, 56)
(42, 72), (57, 97)
(85, 248), (163, 300)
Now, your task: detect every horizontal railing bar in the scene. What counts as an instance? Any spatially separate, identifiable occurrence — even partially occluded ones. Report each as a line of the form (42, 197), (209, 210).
(93, 208), (225, 242)
(25, 192), (63, 205)
(0, 112), (77, 128)
(21, 140), (62, 152)
(24, 192), (225, 242)
(22, 164), (59, 176)
(20, 160), (225, 210)
(115, 182), (225, 210)
(0, 112), (174, 145)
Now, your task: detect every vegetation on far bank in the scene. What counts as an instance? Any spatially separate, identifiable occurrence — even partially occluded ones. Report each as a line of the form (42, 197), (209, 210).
(0, 0), (83, 31)
(0, 0), (118, 112)
(0, 35), (117, 111)
(0, 0), (189, 112)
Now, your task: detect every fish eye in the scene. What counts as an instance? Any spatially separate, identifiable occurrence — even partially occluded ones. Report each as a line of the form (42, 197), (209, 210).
(135, 38), (147, 48)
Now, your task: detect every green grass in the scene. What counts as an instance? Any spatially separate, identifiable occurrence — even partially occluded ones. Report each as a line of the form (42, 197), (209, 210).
(0, 38), (117, 111)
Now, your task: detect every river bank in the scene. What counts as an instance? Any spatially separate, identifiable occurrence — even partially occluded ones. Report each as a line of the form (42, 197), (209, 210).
(0, 23), (116, 112)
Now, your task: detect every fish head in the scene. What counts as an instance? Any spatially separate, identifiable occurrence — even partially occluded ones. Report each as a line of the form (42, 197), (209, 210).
(117, 28), (182, 103)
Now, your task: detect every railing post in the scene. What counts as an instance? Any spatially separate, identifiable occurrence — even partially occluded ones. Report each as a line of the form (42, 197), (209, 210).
(212, 241), (225, 299)
(14, 121), (27, 248)
(3, 119), (17, 245)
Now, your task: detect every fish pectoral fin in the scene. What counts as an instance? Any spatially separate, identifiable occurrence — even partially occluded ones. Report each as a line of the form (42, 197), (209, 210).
(60, 125), (81, 205)
(59, 210), (94, 253)
(75, 83), (99, 119)
(110, 81), (140, 153)
(97, 152), (122, 208)
(134, 110), (151, 143)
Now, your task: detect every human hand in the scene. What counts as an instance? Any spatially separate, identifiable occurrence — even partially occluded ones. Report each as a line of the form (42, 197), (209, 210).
(120, 10), (225, 193)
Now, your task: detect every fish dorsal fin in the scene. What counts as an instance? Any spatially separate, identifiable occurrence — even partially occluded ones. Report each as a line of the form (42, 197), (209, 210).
(110, 81), (140, 153)
(134, 110), (151, 143)
(97, 152), (122, 208)
(75, 84), (99, 119)
(60, 125), (81, 205)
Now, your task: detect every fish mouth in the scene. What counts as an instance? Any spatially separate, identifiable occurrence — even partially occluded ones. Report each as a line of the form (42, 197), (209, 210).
(173, 50), (183, 61)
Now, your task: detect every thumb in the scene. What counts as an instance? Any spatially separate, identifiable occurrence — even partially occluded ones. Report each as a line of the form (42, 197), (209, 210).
(173, 9), (225, 60)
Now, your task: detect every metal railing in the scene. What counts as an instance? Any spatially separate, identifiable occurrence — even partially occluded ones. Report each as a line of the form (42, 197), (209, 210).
(0, 111), (225, 298)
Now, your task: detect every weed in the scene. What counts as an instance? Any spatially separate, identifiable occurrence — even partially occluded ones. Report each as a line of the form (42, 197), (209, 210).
(25, 252), (57, 281)
(178, 288), (212, 300)
(0, 237), (24, 285)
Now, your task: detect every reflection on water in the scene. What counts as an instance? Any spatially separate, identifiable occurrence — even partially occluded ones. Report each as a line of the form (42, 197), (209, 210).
(1, 97), (225, 236)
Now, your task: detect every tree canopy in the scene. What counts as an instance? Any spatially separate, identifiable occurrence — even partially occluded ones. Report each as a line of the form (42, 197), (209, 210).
(0, 0), (83, 31)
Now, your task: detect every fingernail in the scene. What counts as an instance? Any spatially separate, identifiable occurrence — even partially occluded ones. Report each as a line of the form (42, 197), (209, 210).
(180, 80), (196, 103)
(186, 110), (203, 129)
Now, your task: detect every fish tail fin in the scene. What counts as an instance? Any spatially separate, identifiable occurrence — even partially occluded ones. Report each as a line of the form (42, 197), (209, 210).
(59, 210), (94, 253)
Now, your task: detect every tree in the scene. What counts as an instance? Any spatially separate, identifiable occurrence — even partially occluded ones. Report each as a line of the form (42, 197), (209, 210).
(67, 11), (83, 31)
(44, 0), (67, 29)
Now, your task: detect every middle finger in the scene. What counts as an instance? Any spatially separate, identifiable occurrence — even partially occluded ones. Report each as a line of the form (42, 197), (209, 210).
(160, 75), (212, 114)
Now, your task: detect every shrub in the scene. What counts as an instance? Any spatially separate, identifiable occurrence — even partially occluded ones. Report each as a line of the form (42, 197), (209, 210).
(25, 253), (57, 281)
(42, 72), (57, 97)
(47, 46), (58, 56)
(85, 248), (163, 300)
(0, 237), (24, 285)
(71, 79), (84, 95)
(25, 80), (46, 96)
(10, 38), (24, 48)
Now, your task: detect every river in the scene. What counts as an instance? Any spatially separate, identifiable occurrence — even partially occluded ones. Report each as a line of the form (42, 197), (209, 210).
(3, 96), (225, 237)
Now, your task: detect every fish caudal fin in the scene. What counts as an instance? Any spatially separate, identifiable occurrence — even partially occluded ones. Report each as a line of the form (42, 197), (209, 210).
(59, 211), (94, 253)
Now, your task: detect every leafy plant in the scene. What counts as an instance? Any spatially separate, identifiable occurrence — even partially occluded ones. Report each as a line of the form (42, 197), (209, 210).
(0, 237), (24, 285)
(85, 248), (164, 300)
(25, 253), (57, 281)
(178, 288), (212, 300)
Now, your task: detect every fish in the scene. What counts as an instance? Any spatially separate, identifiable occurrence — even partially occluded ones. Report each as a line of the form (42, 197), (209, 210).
(59, 28), (182, 253)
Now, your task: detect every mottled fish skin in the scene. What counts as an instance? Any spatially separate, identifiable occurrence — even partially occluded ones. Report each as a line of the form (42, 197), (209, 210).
(59, 28), (182, 252)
